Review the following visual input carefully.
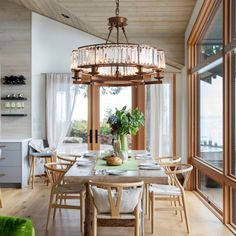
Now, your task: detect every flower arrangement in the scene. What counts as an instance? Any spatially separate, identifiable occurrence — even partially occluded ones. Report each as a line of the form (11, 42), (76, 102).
(107, 106), (144, 151)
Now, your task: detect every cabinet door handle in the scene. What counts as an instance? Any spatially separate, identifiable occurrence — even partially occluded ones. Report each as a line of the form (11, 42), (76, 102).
(0, 174), (6, 177)
(0, 145), (6, 148)
(0, 157), (6, 160)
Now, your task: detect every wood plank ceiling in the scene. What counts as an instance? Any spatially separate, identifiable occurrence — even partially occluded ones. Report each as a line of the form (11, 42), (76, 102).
(10, 0), (196, 68)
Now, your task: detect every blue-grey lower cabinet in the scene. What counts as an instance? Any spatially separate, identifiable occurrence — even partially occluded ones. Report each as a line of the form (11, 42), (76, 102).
(0, 139), (30, 188)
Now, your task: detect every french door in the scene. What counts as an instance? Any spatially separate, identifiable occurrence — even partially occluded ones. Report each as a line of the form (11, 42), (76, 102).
(71, 85), (145, 152)
(88, 86), (132, 150)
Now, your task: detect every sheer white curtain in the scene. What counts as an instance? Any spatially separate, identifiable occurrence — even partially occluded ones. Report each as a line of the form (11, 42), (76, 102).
(46, 73), (77, 150)
(149, 76), (173, 157)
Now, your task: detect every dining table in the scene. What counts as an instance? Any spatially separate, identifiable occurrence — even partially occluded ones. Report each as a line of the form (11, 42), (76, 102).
(63, 150), (168, 236)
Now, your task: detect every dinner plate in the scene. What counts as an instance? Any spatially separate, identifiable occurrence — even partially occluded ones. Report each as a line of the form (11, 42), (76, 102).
(139, 165), (162, 170)
(83, 152), (97, 158)
(135, 153), (151, 159)
(106, 170), (127, 175)
(139, 162), (159, 167)
(136, 153), (151, 157)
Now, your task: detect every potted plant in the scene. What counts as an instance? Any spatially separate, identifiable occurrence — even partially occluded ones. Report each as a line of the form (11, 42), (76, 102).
(107, 106), (144, 154)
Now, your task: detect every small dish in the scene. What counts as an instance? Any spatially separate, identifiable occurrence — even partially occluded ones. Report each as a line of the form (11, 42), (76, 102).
(139, 166), (161, 170)
(76, 159), (93, 166)
(83, 152), (97, 158)
(135, 153), (151, 159)
(106, 170), (127, 175)
(139, 162), (159, 167)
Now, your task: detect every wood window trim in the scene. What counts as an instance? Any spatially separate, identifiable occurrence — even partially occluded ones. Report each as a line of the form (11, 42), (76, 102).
(188, 0), (236, 232)
(172, 74), (177, 156)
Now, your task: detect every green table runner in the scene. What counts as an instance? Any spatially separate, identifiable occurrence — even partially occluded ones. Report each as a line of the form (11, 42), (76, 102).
(95, 157), (138, 171)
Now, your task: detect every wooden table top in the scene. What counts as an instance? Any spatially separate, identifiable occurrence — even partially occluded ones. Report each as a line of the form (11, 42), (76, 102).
(65, 151), (168, 185)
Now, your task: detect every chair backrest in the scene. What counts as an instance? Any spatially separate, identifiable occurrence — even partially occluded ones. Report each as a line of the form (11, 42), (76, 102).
(57, 155), (77, 164)
(155, 156), (181, 165)
(88, 181), (144, 218)
(44, 162), (72, 186)
(28, 139), (45, 153)
(164, 163), (193, 190)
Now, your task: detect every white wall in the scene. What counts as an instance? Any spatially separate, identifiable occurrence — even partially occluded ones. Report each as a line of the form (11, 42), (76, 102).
(0, 0), (31, 139)
(31, 13), (103, 138)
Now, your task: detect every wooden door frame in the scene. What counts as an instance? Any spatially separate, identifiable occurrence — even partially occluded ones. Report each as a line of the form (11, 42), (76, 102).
(88, 77), (177, 153)
(132, 85), (146, 150)
(88, 85), (100, 150)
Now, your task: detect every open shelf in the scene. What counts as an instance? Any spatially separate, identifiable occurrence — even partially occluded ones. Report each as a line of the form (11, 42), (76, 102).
(2, 83), (26, 85)
(1, 97), (27, 100)
(1, 114), (27, 117)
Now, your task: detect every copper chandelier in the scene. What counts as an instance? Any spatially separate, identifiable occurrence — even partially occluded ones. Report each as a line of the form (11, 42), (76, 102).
(71, 0), (165, 86)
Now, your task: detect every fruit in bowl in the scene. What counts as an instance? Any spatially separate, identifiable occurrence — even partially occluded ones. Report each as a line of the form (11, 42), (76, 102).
(106, 157), (122, 166)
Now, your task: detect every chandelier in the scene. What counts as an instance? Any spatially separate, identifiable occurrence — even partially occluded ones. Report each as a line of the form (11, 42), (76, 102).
(71, 0), (165, 86)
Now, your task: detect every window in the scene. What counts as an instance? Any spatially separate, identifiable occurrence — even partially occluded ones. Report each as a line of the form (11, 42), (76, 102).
(197, 1), (223, 63)
(198, 171), (223, 210)
(233, 189), (236, 226)
(145, 77), (173, 156)
(197, 61), (223, 170)
(187, 0), (236, 230)
(232, 49), (236, 176)
(65, 85), (89, 152)
(232, 0), (236, 41)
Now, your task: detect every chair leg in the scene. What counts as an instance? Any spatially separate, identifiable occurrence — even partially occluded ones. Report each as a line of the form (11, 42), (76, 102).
(93, 208), (97, 236)
(182, 194), (190, 234)
(28, 156), (33, 186)
(53, 194), (59, 219)
(46, 191), (54, 230)
(173, 196), (178, 215)
(178, 196), (183, 222)
(135, 214), (140, 236)
(31, 157), (35, 189)
(145, 184), (149, 216)
(80, 191), (84, 232)
(148, 190), (152, 220)
(0, 189), (3, 208)
(150, 192), (155, 235)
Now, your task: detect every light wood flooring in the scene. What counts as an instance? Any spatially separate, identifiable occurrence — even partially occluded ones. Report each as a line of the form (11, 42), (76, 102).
(0, 181), (234, 236)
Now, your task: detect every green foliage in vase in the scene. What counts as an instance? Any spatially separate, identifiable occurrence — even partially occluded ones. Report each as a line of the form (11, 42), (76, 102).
(107, 106), (144, 136)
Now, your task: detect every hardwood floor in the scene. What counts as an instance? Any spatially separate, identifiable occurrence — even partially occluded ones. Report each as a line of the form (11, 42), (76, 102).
(0, 181), (234, 236)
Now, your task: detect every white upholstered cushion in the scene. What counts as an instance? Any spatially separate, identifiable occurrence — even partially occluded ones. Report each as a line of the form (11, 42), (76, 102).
(91, 186), (141, 214)
(149, 184), (181, 196)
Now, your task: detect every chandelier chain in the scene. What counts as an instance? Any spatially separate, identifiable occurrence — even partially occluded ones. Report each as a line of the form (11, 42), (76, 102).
(115, 0), (119, 16)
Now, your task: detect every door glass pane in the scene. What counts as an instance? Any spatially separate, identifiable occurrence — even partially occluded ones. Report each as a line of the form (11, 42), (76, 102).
(197, 1), (223, 63)
(232, 49), (236, 176)
(100, 87), (131, 151)
(232, 189), (236, 225)
(198, 171), (223, 210)
(232, 0), (236, 40)
(60, 85), (88, 154)
(197, 61), (223, 170)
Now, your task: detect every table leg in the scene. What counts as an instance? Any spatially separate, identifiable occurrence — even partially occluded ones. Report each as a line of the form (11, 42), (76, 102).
(84, 183), (94, 236)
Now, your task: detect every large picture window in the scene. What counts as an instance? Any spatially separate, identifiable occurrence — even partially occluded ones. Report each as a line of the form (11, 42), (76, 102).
(198, 61), (223, 170)
(188, 0), (236, 232)
(197, 2), (223, 64)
